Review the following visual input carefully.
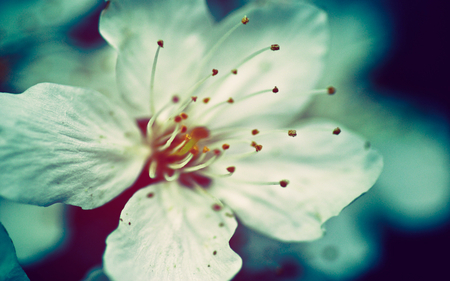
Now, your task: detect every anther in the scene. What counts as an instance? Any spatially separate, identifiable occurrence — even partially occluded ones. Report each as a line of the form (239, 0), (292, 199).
(227, 98), (234, 104)
(203, 146), (210, 153)
(222, 144), (230, 150)
(180, 125), (187, 133)
(270, 44), (280, 51)
(203, 98), (210, 104)
(212, 204), (222, 211)
(172, 95), (180, 103)
(327, 86), (336, 95)
(333, 127), (341, 135)
(213, 149), (221, 155)
(279, 180), (289, 188)
(180, 112), (188, 120)
(241, 16), (249, 25)
(191, 96), (198, 102)
(288, 130), (297, 137)
(189, 146), (199, 155)
(174, 115), (182, 123)
(255, 144), (263, 152)
(231, 69), (237, 75)
(226, 166), (236, 173)
(157, 40), (164, 48)
(252, 129), (260, 135)
(212, 69), (219, 76)
(251, 141), (257, 147)
(272, 86), (279, 93)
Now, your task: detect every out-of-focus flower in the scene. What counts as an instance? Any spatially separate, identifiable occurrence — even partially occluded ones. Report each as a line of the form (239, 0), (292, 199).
(0, 0), (383, 279)
(0, 222), (29, 281)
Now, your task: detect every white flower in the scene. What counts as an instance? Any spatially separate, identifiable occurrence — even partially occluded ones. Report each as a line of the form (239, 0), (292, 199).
(0, 0), (383, 280)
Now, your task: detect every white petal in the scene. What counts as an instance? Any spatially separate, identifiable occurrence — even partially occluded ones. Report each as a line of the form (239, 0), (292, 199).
(99, 0), (213, 117)
(199, 2), (329, 129)
(0, 83), (149, 209)
(104, 182), (242, 281)
(0, 222), (29, 281)
(0, 198), (64, 264)
(209, 120), (383, 241)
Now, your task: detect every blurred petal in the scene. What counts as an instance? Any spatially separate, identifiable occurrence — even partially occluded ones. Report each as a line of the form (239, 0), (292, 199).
(0, 83), (149, 209)
(99, 0), (213, 116)
(210, 120), (383, 241)
(0, 222), (29, 281)
(104, 183), (242, 281)
(0, 198), (64, 264)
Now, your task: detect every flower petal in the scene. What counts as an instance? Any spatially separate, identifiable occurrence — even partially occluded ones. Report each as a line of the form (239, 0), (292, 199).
(0, 222), (29, 281)
(209, 120), (383, 241)
(200, 1), (329, 129)
(0, 198), (64, 264)
(0, 83), (149, 209)
(99, 0), (213, 117)
(104, 182), (242, 281)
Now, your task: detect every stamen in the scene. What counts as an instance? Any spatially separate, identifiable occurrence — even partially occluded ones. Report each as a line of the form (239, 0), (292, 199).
(203, 146), (210, 153)
(251, 129), (260, 135)
(327, 86), (336, 95)
(180, 125), (187, 133)
(164, 171), (179, 182)
(149, 160), (157, 179)
(333, 127), (341, 135)
(279, 180), (289, 188)
(198, 17), (249, 73)
(191, 96), (198, 102)
(231, 69), (237, 75)
(167, 153), (194, 169)
(158, 123), (180, 151)
(183, 154), (219, 173)
(270, 44), (280, 51)
(180, 112), (188, 120)
(222, 144), (230, 150)
(288, 130), (297, 137)
(254, 144), (263, 152)
(203, 98), (211, 104)
(272, 86), (279, 93)
(226, 166), (236, 173)
(149, 40), (163, 114)
(172, 95), (180, 103)
(174, 115), (183, 123)
(227, 98), (234, 104)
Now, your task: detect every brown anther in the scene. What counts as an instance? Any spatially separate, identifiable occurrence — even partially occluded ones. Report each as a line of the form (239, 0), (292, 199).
(270, 44), (280, 51)
(213, 250), (217, 255)
(203, 97), (210, 104)
(184, 134), (192, 141)
(147, 192), (154, 198)
(252, 129), (260, 135)
(222, 144), (230, 150)
(191, 96), (198, 102)
(255, 144), (263, 152)
(180, 112), (188, 120)
(231, 69), (237, 75)
(333, 127), (341, 135)
(174, 115), (182, 123)
(189, 146), (199, 155)
(288, 130), (297, 137)
(272, 86), (279, 93)
(241, 16), (249, 25)
(327, 86), (336, 95)
(172, 95), (179, 103)
(212, 204), (222, 211)
(212, 69), (219, 76)
(180, 125), (187, 133)
(157, 40), (164, 48)
(227, 98), (234, 104)
(279, 180), (289, 188)
(202, 146), (210, 153)
(213, 149), (221, 155)
(251, 141), (257, 147)
(226, 166), (236, 173)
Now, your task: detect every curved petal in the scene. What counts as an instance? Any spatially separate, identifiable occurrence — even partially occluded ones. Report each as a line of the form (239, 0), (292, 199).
(104, 182), (242, 281)
(0, 83), (149, 209)
(208, 120), (383, 241)
(0, 198), (64, 264)
(99, 0), (214, 117)
(198, 1), (329, 129)
(0, 222), (29, 281)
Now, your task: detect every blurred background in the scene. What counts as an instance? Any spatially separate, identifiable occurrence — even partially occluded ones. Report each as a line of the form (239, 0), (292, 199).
(0, 0), (449, 280)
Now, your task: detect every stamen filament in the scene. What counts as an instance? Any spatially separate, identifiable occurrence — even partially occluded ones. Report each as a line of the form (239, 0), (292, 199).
(183, 154), (219, 173)
(192, 182), (224, 208)
(198, 20), (245, 74)
(164, 171), (179, 182)
(149, 42), (163, 114)
(149, 160), (157, 179)
(158, 123), (180, 151)
(167, 153), (194, 169)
